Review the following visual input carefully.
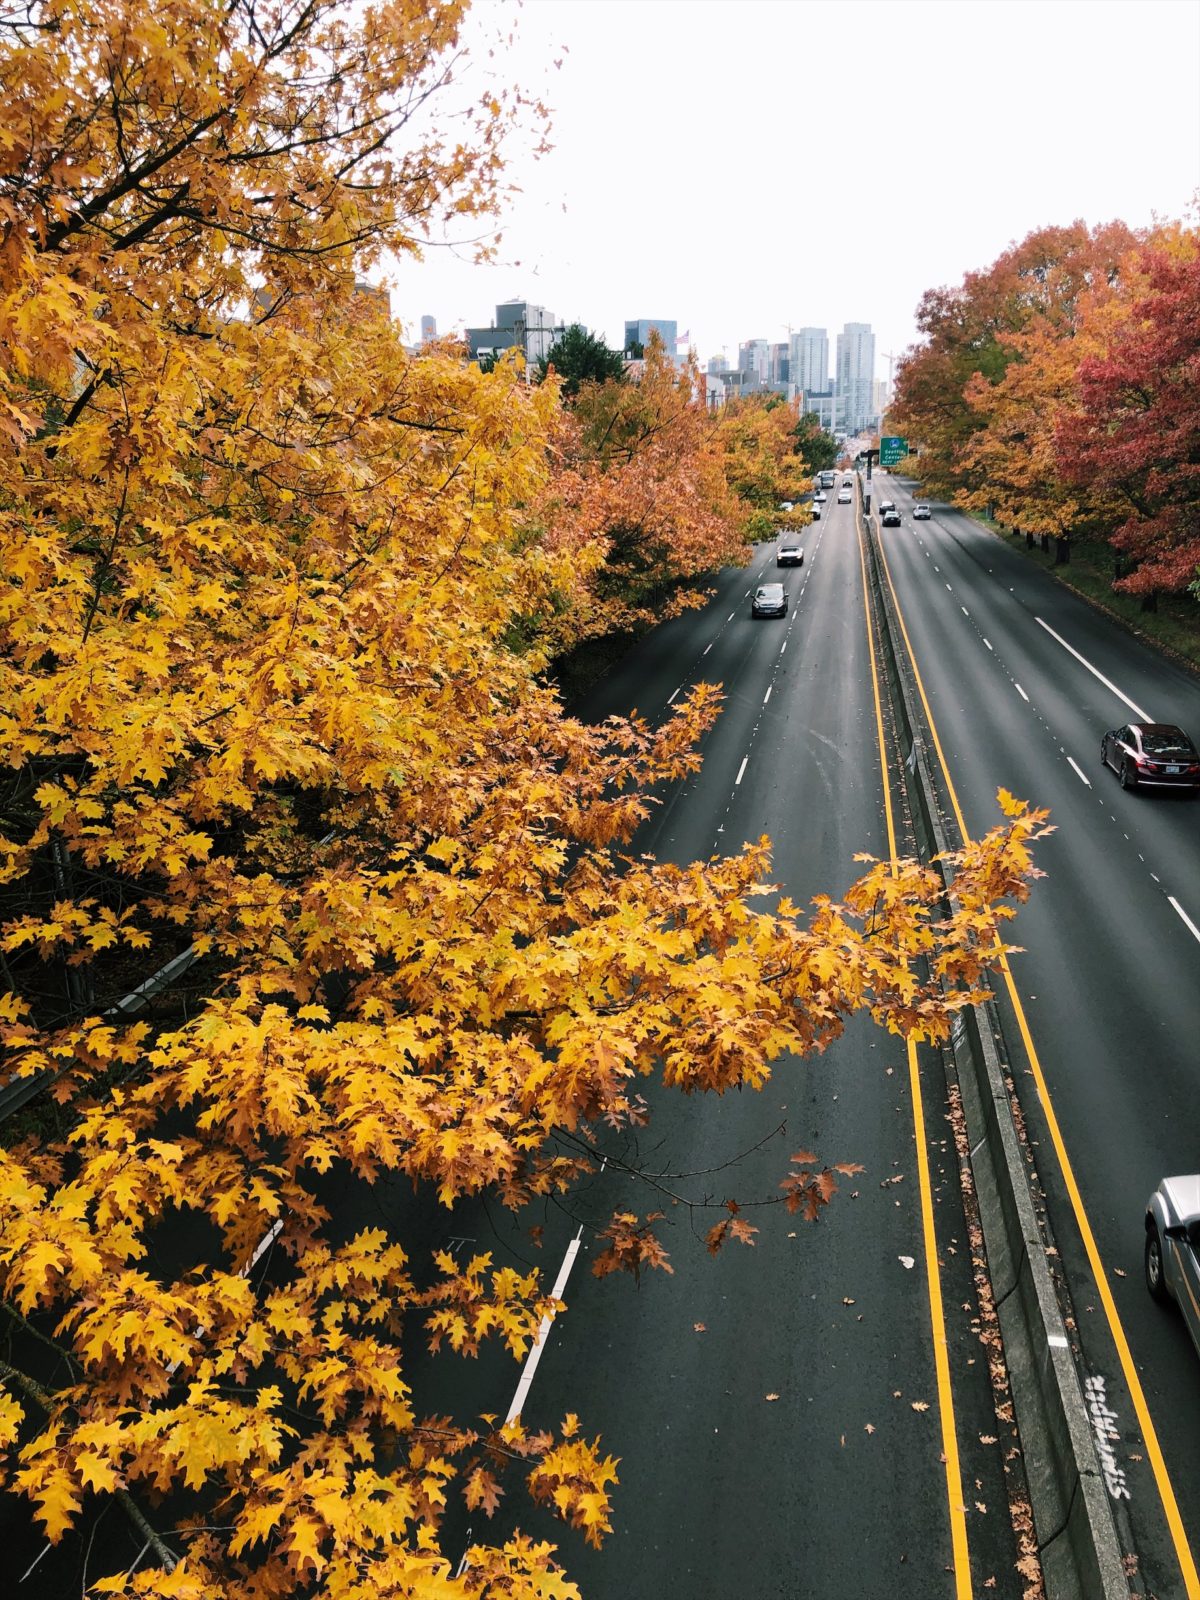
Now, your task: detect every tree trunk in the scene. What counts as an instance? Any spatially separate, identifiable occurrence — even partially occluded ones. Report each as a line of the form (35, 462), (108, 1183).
(1025, 530), (1035, 549)
(1039, 533), (1050, 553)
(1140, 590), (1158, 613)
(1054, 537), (1070, 565)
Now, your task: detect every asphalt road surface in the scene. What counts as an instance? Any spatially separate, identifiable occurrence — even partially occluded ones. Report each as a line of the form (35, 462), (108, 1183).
(443, 490), (1033, 1598)
(873, 477), (1200, 1600)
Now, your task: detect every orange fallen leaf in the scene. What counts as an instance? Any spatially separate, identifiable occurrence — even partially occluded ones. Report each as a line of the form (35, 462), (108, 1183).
(764, 1393), (780, 1402)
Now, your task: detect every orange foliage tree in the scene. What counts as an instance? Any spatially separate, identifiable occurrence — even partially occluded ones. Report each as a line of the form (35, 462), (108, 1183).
(891, 221), (1139, 511)
(0, 1), (1050, 1594)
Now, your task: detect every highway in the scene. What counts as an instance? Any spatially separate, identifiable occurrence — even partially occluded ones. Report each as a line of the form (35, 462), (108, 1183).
(14, 479), (1197, 1599)
(872, 478), (1200, 1600)
(446, 487), (1035, 1597)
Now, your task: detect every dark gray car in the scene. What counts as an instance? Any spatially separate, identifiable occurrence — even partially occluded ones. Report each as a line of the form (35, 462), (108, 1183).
(751, 582), (788, 618)
(1146, 1176), (1200, 1362)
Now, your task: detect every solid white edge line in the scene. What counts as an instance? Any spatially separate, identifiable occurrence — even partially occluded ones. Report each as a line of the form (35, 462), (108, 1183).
(1066, 756), (1092, 787)
(1015, 683), (1029, 702)
(735, 756), (748, 785)
(504, 1230), (584, 1426)
(1168, 897), (1200, 946)
(1035, 617), (1151, 721)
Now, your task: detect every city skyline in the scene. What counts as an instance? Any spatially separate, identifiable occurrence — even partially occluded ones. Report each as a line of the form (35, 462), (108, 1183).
(389, 1), (1198, 372)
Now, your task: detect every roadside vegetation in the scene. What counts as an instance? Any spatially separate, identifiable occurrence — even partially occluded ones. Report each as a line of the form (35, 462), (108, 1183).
(890, 216), (1200, 612)
(0, 1), (1047, 1593)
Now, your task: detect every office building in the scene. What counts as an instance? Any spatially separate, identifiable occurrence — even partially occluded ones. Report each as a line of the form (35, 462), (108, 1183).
(836, 322), (876, 434)
(420, 314), (437, 343)
(789, 327), (829, 399)
(465, 300), (562, 365)
(738, 338), (770, 387)
(625, 318), (678, 357)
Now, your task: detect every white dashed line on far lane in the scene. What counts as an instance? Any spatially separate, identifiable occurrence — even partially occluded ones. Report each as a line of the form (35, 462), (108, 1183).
(1067, 757), (1092, 787)
(1169, 897), (1200, 946)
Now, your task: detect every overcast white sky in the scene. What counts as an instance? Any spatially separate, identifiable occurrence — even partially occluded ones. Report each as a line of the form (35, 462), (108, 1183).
(389, 0), (1200, 373)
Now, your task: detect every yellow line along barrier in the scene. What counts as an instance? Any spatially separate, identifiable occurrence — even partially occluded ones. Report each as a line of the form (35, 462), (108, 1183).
(856, 510), (974, 1600)
(872, 515), (1200, 1600)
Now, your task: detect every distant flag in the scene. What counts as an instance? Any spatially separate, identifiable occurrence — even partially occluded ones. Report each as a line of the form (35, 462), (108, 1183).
(675, 330), (691, 346)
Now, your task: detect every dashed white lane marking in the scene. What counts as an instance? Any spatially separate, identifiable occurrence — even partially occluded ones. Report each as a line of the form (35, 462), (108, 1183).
(728, 612), (736, 621)
(763, 686), (772, 705)
(735, 756), (749, 786)
(779, 640), (787, 654)
(1015, 683), (1030, 702)
(703, 641), (712, 655)
(945, 583), (952, 592)
(1067, 757), (1091, 787)
(505, 1227), (584, 1425)
(1168, 897), (1200, 946)
(1035, 617), (1151, 721)
(961, 606), (969, 617)
(984, 639), (993, 651)
(668, 686), (681, 704)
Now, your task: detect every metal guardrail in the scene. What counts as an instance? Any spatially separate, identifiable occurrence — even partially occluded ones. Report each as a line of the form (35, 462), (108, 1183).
(858, 491), (1128, 1600)
(0, 945), (199, 1123)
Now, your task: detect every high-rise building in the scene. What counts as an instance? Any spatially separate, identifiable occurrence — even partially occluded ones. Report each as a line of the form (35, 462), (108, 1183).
(789, 327), (829, 398)
(836, 322), (876, 433)
(769, 343), (789, 385)
(420, 314), (437, 343)
(739, 338), (770, 387)
(708, 353), (730, 374)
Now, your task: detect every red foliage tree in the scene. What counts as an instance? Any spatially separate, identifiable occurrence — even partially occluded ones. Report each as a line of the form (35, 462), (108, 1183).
(1057, 232), (1200, 594)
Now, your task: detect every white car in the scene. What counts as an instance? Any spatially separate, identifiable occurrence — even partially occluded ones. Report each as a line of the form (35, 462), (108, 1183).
(1146, 1176), (1200, 1363)
(913, 503), (931, 520)
(813, 490), (827, 503)
(837, 488), (852, 504)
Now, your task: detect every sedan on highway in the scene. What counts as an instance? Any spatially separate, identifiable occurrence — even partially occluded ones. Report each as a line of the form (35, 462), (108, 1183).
(776, 538), (804, 567)
(913, 503), (931, 520)
(1145, 1177), (1200, 1361)
(881, 508), (902, 527)
(837, 488), (852, 504)
(814, 490), (827, 503)
(1101, 723), (1200, 791)
(751, 582), (788, 618)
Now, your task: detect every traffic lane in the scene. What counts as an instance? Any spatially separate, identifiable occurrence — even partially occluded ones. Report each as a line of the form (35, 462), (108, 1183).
(568, 535), (814, 732)
(566, 549), (774, 726)
(515, 1021), (1022, 1599)
(879, 509), (1200, 920)
(892, 493), (1200, 800)
(874, 530), (1200, 1589)
(498, 507), (1023, 1596)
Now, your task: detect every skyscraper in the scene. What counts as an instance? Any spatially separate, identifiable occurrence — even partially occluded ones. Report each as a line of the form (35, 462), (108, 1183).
(836, 323), (876, 433)
(789, 327), (829, 399)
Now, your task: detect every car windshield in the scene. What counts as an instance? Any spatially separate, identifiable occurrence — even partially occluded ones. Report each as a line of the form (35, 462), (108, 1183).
(1142, 729), (1196, 757)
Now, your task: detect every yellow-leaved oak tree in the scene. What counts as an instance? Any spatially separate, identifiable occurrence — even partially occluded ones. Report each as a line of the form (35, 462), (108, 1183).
(0, 0), (1050, 1594)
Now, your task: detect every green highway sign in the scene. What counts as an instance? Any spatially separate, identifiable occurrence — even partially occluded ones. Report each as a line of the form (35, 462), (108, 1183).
(880, 435), (908, 467)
